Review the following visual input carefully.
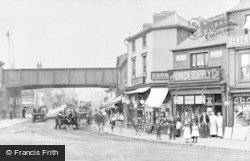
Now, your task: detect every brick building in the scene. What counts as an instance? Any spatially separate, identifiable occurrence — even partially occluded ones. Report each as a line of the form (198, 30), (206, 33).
(227, 0), (250, 128)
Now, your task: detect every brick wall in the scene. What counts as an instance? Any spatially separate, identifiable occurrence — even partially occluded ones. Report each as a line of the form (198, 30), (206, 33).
(173, 44), (227, 81)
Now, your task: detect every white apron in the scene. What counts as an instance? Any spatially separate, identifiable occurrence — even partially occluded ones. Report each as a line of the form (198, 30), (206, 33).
(210, 115), (217, 135)
(217, 116), (223, 137)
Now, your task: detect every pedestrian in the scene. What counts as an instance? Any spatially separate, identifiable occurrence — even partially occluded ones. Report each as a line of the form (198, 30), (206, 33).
(9, 107), (13, 120)
(94, 109), (98, 129)
(217, 112), (223, 138)
(183, 123), (191, 143)
(209, 112), (217, 137)
(22, 107), (26, 118)
(200, 111), (209, 138)
(169, 118), (177, 140)
(154, 119), (162, 140)
(110, 113), (116, 132)
(97, 111), (106, 134)
(183, 113), (191, 143)
(175, 115), (182, 137)
(191, 122), (199, 143)
(2, 108), (6, 119)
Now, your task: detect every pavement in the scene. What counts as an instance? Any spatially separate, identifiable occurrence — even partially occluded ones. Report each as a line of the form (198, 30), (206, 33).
(0, 106), (65, 130)
(102, 123), (250, 152)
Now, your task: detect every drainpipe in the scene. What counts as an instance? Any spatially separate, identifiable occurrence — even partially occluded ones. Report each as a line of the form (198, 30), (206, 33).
(226, 13), (230, 127)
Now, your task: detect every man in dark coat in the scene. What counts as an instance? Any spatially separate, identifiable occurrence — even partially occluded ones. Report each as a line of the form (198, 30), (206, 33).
(97, 111), (106, 134)
(22, 107), (26, 118)
(169, 119), (177, 140)
(200, 111), (210, 138)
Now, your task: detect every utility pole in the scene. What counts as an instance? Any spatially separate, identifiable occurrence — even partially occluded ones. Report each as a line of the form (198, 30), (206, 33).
(6, 30), (15, 69)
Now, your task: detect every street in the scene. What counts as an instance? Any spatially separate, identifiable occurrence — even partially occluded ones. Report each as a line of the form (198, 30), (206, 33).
(0, 119), (249, 161)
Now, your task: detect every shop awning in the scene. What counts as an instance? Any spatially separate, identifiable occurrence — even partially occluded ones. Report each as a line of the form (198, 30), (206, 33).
(124, 87), (150, 95)
(145, 88), (169, 108)
(100, 95), (122, 109)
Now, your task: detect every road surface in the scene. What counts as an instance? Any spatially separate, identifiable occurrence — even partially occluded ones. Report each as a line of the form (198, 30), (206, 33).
(0, 119), (249, 161)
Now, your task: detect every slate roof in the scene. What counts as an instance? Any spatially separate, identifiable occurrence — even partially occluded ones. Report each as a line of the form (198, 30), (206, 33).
(227, 0), (250, 13)
(172, 34), (228, 52)
(125, 12), (195, 41)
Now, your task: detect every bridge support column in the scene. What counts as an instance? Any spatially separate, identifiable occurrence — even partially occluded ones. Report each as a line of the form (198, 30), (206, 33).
(2, 88), (21, 118)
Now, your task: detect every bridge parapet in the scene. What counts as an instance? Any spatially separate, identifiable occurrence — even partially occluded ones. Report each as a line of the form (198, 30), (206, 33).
(3, 68), (118, 89)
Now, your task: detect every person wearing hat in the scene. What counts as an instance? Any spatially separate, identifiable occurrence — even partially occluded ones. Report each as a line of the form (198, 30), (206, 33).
(169, 117), (177, 140)
(200, 111), (210, 138)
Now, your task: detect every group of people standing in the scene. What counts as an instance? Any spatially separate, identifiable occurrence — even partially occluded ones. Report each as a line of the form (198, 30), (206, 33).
(1, 108), (13, 119)
(152, 110), (224, 143)
(182, 111), (223, 143)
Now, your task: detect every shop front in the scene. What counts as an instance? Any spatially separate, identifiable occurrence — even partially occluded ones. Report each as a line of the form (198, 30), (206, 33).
(168, 66), (227, 129)
(124, 86), (171, 129)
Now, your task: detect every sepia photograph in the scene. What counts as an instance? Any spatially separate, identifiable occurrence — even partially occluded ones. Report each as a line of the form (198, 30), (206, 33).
(0, 0), (250, 160)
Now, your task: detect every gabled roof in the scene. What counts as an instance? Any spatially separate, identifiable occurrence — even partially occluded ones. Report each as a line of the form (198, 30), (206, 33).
(227, 0), (250, 14)
(125, 12), (195, 41)
(172, 34), (227, 52)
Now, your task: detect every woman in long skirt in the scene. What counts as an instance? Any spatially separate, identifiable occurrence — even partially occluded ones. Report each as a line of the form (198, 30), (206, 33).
(183, 124), (191, 143)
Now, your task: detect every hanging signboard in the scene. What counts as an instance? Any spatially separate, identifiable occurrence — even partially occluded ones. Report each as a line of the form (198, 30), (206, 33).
(227, 34), (250, 48)
(185, 96), (194, 104)
(151, 71), (169, 80)
(168, 67), (220, 82)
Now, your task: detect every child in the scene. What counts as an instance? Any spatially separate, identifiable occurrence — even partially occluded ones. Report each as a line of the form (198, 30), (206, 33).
(191, 122), (199, 143)
(183, 124), (191, 143)
(154, 119), (162, 140)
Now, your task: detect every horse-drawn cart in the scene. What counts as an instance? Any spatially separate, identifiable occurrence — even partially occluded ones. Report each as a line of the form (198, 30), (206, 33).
(32, 106), (48, 122)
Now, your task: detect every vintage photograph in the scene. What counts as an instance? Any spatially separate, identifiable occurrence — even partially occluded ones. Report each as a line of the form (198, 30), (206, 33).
(0, 0), (250, 161)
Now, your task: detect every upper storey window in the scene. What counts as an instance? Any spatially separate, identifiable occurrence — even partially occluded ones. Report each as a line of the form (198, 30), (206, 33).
(191, 52), (208, 68)
(132, 40), (136, 52)
(240, 53), (250, 81)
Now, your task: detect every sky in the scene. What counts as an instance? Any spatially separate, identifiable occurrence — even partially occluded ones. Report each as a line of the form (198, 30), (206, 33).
(0, 0), (240, 69)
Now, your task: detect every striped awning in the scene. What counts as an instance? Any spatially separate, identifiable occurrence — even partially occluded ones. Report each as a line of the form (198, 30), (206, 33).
(100, 95), (122, 109)
(124, 87), (150, 95)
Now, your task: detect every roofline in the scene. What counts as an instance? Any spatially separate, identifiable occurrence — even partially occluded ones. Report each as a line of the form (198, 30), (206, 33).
(226, 8), (250, 14)
(171, 43), (227, 52)
(125, 25), (196, 42)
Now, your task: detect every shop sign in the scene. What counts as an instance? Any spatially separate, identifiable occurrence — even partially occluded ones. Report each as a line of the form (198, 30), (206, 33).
(176, 54), (187, 61)
(185, 96), (194, 104)
(151, 71), (169, 80)
(195, 95), (205, 104)
(188, 14), (236, 40)
(227, 34), (250, 48)
(169, 67), (220, 82)
(174, 96), (183, 104)
(224, 127), (233, 140)
(210, 50), (223, 58)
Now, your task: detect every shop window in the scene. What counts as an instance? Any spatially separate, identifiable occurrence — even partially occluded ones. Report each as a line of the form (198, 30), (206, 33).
(191, 52), (208, 68)
(132, 59), (136, 78)
(142, 35), (147, 47)
(240, 53), (250, 80)
(234, 97), (250, 126)
(132, 40), (136, 52)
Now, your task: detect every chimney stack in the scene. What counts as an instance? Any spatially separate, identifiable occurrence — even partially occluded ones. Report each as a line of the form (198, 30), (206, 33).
(153, 11), (176, 23)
